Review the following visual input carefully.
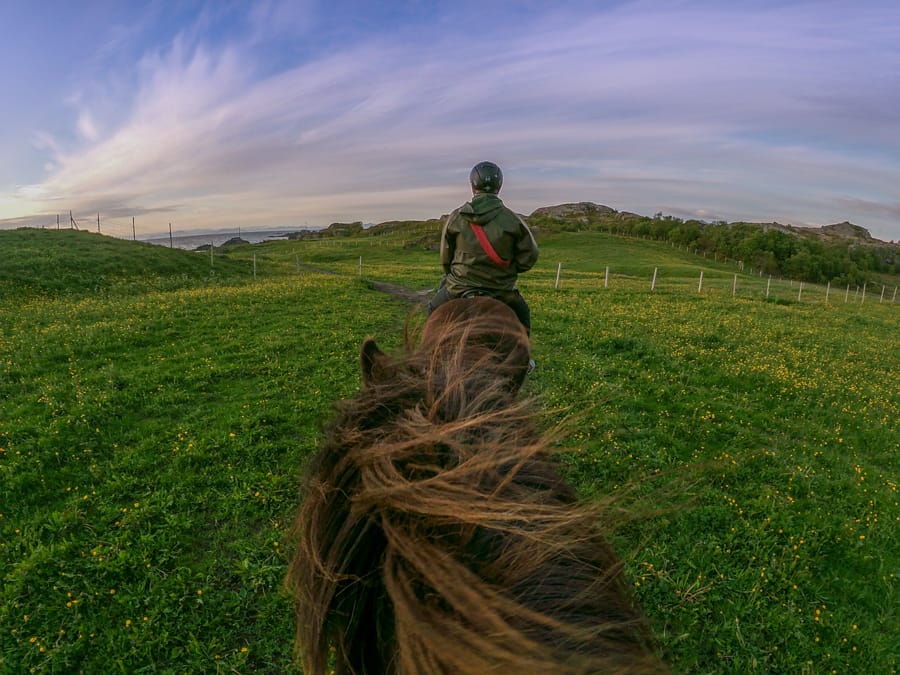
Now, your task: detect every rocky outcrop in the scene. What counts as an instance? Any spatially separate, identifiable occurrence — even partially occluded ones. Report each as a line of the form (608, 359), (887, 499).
(819, 221), (874, 241)
(530, 202), (617, 220)
(286, 222), (364, 240)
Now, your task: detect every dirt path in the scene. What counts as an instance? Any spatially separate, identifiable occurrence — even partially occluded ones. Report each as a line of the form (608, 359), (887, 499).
(370, 281), (432, 306)
(296, 261), (432, 305)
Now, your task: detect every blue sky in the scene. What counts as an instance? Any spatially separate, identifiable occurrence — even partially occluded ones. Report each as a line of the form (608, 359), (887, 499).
(1, 0), (899, 241)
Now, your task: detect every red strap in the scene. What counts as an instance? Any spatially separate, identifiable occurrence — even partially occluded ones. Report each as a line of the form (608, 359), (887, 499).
(469, 223), (510, 268)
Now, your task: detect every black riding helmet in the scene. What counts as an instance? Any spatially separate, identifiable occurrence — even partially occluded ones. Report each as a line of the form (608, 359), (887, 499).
(469, 161), (503, 194)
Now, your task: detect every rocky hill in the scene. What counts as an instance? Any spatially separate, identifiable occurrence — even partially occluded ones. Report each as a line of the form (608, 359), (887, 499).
(278, 202), (895, 257)
(533, 204), (892, 246)
(530, 202), (617, 221)
(813, 221), (875, 242)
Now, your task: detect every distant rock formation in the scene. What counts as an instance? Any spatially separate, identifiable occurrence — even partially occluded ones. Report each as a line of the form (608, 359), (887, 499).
(286, 221), (364, 240)
(247, 205), (893, 249)
(769, 221), (879, 244)
(819, 221), (874, 241)
(530, 202), (618, 220)
(193, 236), (249, 251)
(728, 220), (881, 245)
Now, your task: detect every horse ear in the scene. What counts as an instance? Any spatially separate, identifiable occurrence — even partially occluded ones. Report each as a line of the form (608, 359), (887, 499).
(360, 338), (395, 386)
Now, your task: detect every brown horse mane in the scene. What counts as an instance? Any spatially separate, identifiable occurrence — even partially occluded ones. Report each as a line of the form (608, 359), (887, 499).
(286, 297), (666, 674)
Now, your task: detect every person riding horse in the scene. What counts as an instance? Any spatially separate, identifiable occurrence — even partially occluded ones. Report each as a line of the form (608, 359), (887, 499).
(428, 161), (539, 337)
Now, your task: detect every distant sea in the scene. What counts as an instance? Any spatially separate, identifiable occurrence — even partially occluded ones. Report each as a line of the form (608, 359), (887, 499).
(141, 228), (315, 251)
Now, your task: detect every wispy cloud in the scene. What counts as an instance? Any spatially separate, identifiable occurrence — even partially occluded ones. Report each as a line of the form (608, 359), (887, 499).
(2, 1), (899, 240)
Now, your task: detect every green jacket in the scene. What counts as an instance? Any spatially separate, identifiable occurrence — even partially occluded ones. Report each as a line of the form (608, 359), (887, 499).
(440, 193), (539, 299)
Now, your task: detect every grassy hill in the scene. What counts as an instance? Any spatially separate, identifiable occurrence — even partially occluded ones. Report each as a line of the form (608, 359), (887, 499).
(0, 229), (250, 298)
(1, 228), (897, 673)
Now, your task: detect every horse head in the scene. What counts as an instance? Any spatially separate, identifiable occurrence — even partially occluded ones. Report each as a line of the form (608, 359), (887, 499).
(286, 296), (664, 674)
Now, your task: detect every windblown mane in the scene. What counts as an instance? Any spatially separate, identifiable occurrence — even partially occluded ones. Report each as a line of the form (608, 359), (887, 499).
(286, 297), (664, 674)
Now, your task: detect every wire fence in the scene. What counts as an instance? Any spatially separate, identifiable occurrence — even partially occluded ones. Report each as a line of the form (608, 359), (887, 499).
(539, 263), (898, 306)
(22, 219), (897, 308)
(233, 246), (898, 311)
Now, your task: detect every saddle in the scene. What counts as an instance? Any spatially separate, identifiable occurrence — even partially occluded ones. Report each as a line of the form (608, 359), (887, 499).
(460, 288), (493, 299)
(459, 287), (520, 305)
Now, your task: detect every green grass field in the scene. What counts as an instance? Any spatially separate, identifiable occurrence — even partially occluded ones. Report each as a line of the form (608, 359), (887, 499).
(1, 229), (897, 673)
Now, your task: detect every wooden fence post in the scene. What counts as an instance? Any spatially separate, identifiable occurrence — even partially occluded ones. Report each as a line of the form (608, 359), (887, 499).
(604, 266), (609, 289)
(698, 270), (703, 293)
(651, 267), (657, 291)
(732, 274), (737, 297)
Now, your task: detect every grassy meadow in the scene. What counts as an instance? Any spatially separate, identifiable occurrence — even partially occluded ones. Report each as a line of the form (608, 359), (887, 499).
(1, 228), (897, 673)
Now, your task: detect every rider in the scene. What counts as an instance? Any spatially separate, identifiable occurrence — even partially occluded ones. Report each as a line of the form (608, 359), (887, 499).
(427, 161), (539, 336)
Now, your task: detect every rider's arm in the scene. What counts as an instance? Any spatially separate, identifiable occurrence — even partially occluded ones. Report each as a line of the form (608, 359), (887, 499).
(514, 216), (539, 273)
(440, 213), (457, 275)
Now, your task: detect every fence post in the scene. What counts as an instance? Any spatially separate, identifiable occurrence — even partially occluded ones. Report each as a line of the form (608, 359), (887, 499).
(845, 284), (850, 303)
(698, 270), (703, 293)
(253, 254), (257, 279)
(651, 267), (658, 291)
(861, 283), (866, 304)
(169, 223), (173, 248)
(555, 263), (562, 289)
(604, 266), (609, 289)
(359, 256), (363, 276)
(295, 254), (300, 273)
(893, 286), (898, 303)
(209, 242), (213, 267)
(732, 274), (737, 297)
(825, 281), (830, 303)
(880, 285), (886, 303)
(766, 276), (771, 299)
(132, 216), (135, 241)
(798, 281), (803, 302)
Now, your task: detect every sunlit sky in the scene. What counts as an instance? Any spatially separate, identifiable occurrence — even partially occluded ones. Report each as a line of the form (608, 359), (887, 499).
(1, 0), (898, 241)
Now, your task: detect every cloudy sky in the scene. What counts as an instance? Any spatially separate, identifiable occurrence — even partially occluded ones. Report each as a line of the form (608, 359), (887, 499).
(1, 0), (899, 241)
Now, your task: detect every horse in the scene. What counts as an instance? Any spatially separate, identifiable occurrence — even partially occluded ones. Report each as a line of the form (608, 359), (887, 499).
(286, 296), (665, 674)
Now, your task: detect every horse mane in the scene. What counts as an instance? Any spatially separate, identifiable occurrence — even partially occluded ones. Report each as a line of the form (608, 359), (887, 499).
(286, 298), (665, 674)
